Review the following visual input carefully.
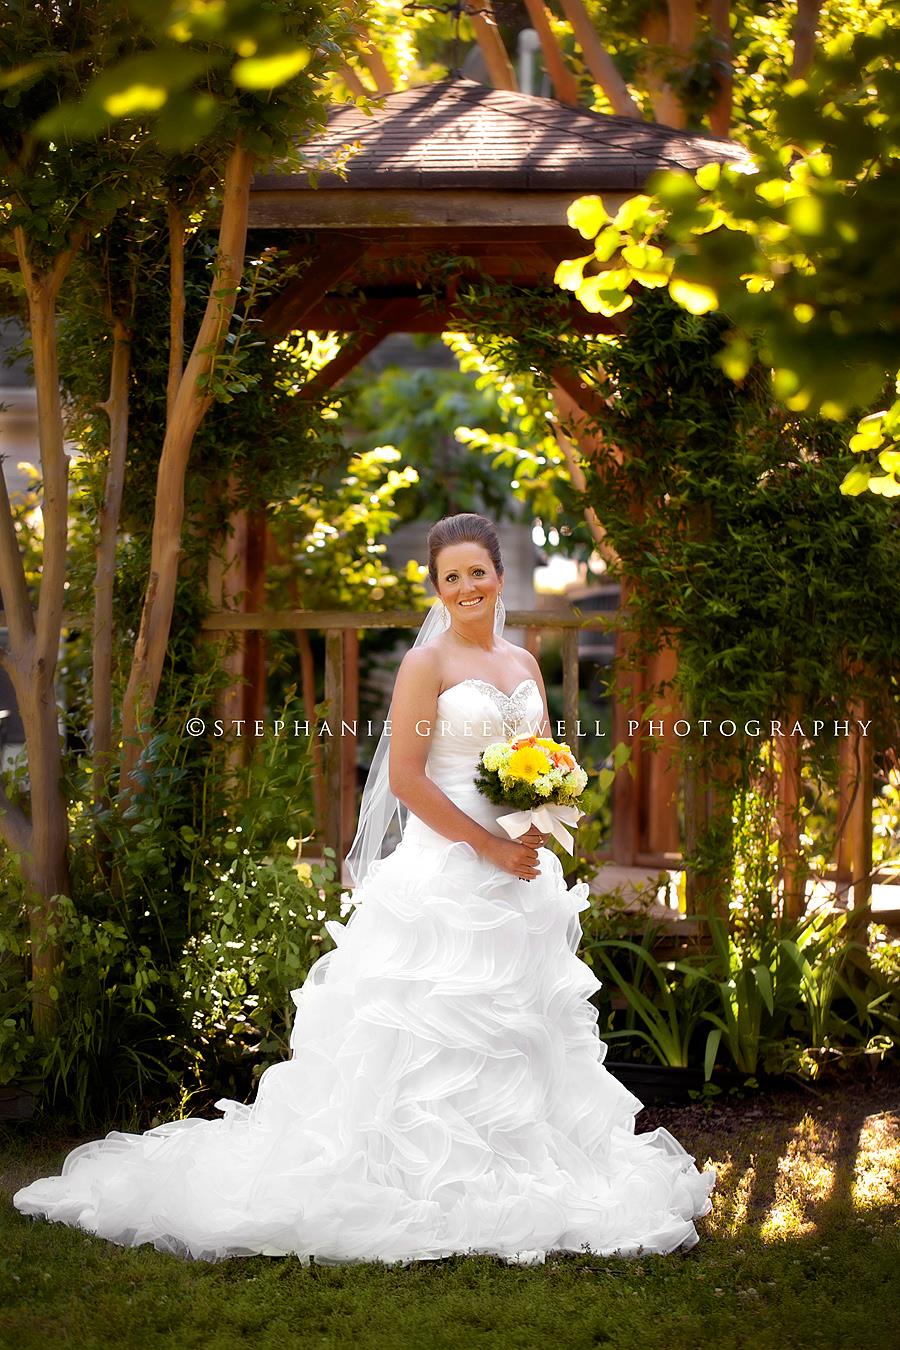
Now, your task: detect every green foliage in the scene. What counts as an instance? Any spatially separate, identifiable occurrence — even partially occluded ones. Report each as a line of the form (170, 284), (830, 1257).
(560, 14), (900, 495)
(0, 676), (348, 1124)
(177, 847), (346, 1109)
(585, 901), (900, 1081)
(544, 290), (898, 909)
(589, 931), (716, 1072)
(344, 357), (523, 522)
(0, 0), (354, 287)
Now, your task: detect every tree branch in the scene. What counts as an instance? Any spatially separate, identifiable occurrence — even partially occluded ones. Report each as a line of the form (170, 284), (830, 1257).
(558, 0), (642, 118)
(791, 0), (822, 79)
(167, 200), (185, 424)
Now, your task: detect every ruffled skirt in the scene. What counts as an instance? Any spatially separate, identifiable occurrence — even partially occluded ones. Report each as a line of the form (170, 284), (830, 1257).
(13, 839), (716, 1264)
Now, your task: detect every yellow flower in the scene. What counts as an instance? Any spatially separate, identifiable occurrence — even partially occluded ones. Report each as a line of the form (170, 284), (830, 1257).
(507, 745), (552, 783)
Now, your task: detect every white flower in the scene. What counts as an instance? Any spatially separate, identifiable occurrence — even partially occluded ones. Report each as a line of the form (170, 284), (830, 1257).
(482, 744), (507, 771)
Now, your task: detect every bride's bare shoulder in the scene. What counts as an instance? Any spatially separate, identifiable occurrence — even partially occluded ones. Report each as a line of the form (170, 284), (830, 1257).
(395, 642), (443, 693)
(499, 637), (541, 676)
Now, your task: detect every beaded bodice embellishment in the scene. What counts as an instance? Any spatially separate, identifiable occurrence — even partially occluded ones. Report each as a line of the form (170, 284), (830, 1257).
(438, 678), (539, 726)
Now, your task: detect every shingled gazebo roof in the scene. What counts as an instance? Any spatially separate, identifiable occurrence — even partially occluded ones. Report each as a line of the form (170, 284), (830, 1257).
(249, 80), (750, 377)
(251, 79), (751, 218)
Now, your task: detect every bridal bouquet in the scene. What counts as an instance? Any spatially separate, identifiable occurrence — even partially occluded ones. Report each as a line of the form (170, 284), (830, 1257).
(474, 735), (589, 854)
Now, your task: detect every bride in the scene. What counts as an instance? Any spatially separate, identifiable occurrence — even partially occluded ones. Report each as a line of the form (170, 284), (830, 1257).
(14, 511), (716, 1266)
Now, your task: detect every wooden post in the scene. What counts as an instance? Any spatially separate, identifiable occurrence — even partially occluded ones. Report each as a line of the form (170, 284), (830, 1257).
(682, 745), (709, 916)
(522, 625), (541, 661)
(242, 506), (267, 730)
(212, 477), (248, 780)
(611, 577), (641, 865)
(845, 697), (874, 911)
(562, 625), (580, 745)
(835, 710), (856, 893)
(778, 693), (805, 922)
(643, 644), (681, 857)
(341, 627), (360, 866)
(323, 629), (345, 865)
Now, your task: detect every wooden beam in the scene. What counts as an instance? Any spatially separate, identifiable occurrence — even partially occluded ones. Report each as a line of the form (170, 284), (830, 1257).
(297, 327), (390, 399)
(257, 234), (370, 335)
(200, 608), (613, 632)
(523, 0), (581, 105)
(247, 188), (632, 231)
(550, 366), (611, 421)
(464, 0), (517, 90)
(277, 295), (618, 337)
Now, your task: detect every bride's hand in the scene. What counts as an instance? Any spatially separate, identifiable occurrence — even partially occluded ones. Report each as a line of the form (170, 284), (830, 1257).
(519, 825), (549, 850)
(480, 835), (541, 880)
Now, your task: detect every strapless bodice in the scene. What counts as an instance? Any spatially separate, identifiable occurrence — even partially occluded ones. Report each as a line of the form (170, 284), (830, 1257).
(401, 678), (544, 848)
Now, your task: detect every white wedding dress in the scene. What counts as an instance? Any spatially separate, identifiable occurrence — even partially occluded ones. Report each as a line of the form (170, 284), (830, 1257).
(14, 677), (716, 1265)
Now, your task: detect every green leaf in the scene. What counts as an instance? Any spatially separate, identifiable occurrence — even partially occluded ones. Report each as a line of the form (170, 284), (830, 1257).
(668, 277), (718, 314)
(233, 46), (311, 89)
(575, 273), (633, 316)
(753, 963), (774, 1016)
(554, 255), (593, 291)
(866, 472), (900, 497)
(567, 196), (609, 239)
(704, 1026), (722, 1081)
(696, 162), (721, 191)
(613, 195), (655, 232)
(839, 463), (873, 496)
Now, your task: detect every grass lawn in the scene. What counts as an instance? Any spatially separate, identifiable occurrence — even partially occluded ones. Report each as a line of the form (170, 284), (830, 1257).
(2, 1065), (898, 1350)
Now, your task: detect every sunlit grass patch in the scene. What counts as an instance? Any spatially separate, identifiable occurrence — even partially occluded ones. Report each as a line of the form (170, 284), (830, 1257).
(852, 1109), (900, 1211)
(760, 1115), (837, 1240)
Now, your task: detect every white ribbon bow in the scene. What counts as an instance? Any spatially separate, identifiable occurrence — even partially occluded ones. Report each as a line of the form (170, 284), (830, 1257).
(496, 802), (584, 855)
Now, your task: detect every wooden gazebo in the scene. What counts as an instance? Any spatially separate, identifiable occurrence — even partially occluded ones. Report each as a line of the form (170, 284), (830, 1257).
(207, 79), (801, 900)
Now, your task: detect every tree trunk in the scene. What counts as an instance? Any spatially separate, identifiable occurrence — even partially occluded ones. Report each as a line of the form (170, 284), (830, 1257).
(708, 0), (733, 135)
(464, 0), (518, 91)
(118, 141), (255, 798)
(1, 236), (79, 1037)
(664, 0), (698, 129)
(791, 0), (822, 79)
(92, 314), (131, 805)
(166, 200), (185, 423)
(522, 0), (581, 106)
